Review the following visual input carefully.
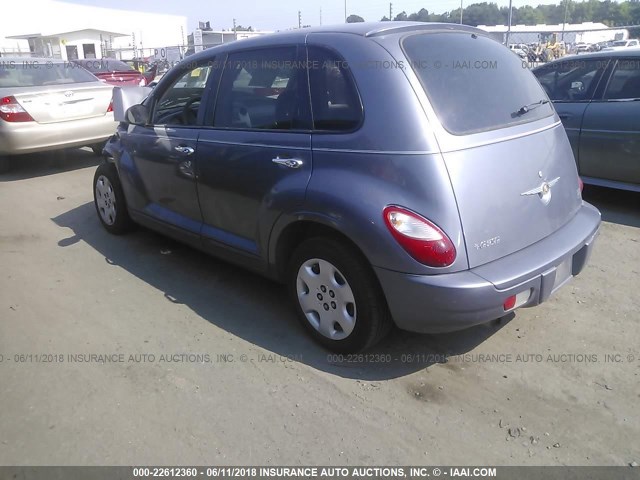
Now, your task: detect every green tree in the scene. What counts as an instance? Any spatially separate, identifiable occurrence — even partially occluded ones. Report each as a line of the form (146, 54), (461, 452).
(408, 8), (430, 22)
(347, 14), (365, 23)
(393, 11), (408, 21)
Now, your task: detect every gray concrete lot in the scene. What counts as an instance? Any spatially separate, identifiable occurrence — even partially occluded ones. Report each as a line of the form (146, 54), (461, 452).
(0, 149), (638, 466)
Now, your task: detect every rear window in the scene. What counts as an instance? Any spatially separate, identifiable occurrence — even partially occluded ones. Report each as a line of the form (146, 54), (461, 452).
(402, 32), (554, 135)
(0, 62), (97, 87)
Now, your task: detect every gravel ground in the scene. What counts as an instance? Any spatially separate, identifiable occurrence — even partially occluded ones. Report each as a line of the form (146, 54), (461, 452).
(0, 149), (638, 466)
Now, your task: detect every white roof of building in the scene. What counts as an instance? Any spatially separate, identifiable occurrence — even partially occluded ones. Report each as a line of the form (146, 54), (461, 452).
(477, 22), (612, 33)
(7, 29), (127, 40)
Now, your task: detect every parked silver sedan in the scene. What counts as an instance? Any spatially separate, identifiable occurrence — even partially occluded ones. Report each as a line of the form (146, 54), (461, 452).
(534, 50), (640, 192)
(0, 58), (116, 173)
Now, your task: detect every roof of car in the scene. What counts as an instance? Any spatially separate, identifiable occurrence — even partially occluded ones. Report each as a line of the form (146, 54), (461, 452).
(289, 21), (485, 37)
(185, 22), (487, 63)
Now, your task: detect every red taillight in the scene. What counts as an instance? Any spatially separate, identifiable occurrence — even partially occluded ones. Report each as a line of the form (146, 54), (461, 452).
(107, 99), (113, 113)
(578, 177), (584, 193)
(383, 206), (456, 267)
(0, 96), (34, 122)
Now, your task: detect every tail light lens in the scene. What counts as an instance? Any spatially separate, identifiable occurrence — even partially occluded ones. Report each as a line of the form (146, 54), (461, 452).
(383, 206), (456, 267)
(107, 99), (113, 113)
(578, 177), (584, 193)
(0, 96), (34, 122)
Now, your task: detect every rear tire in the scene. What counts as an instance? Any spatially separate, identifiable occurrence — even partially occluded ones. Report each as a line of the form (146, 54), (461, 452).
(93, 163), (135, 235)
(0, 156), (10, 174)
(288, 237), (392, 353)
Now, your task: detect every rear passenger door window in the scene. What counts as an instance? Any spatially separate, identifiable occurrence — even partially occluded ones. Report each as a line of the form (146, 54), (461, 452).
(307, 47), (363, 132)
(213, 47), (308, 130)
(603, 59), (640, 100)
(535, 59), (607, 102)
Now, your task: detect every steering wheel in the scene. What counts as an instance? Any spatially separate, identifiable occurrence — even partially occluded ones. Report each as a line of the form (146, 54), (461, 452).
(182, 96), (201, 125)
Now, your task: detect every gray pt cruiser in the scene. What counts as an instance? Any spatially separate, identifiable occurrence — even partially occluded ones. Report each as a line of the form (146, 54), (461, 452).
(96, 22), (601, 352)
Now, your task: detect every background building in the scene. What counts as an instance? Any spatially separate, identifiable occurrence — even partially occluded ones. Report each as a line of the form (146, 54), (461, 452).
(0, 0), (187, 60)
(5, 29), (127, 61)
(186, 21), (274, 56)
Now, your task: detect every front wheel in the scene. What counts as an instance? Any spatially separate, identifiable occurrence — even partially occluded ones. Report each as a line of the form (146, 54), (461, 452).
(288, 237), (392, 353)
(93, 163), (135, 235)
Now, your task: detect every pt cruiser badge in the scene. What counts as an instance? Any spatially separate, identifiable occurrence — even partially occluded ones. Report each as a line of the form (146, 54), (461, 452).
(521, 177), (560, 205)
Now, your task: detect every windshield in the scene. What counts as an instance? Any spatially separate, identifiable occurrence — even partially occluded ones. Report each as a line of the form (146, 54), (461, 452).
(402, 32), (554, 135)
(0, 61), (97, 87)
(75, 59), (135, 73)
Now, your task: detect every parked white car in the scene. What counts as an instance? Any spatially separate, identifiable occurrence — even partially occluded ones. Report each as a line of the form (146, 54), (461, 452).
(602, 39), (640, 51)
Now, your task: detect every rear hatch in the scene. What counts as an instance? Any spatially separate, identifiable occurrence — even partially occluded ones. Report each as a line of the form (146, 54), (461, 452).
(0, 62), (113, 123)
(402, 31), (582, 268)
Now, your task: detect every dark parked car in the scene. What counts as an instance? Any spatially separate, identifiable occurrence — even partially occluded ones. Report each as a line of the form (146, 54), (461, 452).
(95, 22), (601, 352)
(72, 59), (148, 87)
(534, 50), (640, 192)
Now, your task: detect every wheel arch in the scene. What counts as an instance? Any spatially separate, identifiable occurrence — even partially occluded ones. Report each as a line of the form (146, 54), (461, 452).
(269, 215), (374, 283)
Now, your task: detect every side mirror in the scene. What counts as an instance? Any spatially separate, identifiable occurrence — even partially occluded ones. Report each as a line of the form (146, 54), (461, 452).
(570, 81), (584, 91)
(112, 86), (152, 122)
(125, 104), (150, 125)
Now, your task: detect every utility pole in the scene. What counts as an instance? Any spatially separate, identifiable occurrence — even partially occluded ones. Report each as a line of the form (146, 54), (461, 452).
(298, 11), (302, 29)
(562, 0), (570, 41)
(344, 0), (347, 23)
(390, 3), (393, 21)
(506, 0), (513, 46)
(233, 18), (237, 40)
(320, 7), (322, 25)
(460, 0), (463, 24)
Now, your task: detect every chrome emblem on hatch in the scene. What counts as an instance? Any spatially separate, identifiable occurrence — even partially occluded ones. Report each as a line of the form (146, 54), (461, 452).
(63, 91), (74, 98)
(521, 177), (560, 205)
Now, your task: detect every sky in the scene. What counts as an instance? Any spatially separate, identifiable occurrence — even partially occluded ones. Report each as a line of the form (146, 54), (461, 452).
(61, 0), (564, 32)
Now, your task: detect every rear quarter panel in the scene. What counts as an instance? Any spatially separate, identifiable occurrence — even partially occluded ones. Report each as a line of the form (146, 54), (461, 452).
(271, 33), (467, 275)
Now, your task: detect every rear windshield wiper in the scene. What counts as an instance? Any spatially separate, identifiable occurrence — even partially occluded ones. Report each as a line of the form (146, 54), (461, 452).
(514, 99), (550, 116)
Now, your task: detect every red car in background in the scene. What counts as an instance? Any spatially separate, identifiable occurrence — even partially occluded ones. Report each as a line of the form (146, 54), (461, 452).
(72, 59), (154, 86)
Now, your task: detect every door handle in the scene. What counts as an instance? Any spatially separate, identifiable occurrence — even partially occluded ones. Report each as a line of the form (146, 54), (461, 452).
(175, 145), (195, 155)
(272, 157), (303, 169)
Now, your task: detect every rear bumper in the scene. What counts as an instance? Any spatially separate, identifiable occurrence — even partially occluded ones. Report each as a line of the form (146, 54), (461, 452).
(375, 202), (601, 333)
(0, 114), (116, 155)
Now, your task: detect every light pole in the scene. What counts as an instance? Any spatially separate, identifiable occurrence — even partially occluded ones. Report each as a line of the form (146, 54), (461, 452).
(460, 0), (463, 24)
(344, 0), (347, 23)
(505, 0), (513, 46)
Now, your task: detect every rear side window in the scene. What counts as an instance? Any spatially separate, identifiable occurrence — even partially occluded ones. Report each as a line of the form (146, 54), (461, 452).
(0, 62), (96, 87)
(402, 32), (554, 135)
(604, 60), (640, 100)
(308, 47), (362, 132)
(534, 59), (607, 102)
